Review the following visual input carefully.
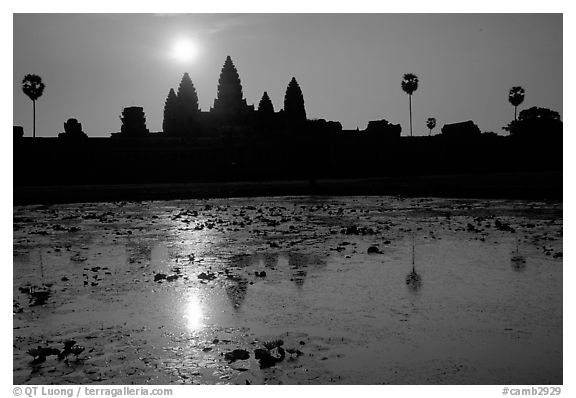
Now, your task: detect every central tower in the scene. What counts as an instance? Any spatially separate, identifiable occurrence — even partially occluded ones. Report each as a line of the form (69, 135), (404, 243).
(212, 56), (251, 117)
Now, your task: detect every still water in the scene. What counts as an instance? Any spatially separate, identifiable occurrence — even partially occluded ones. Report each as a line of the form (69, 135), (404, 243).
(13, 196), (562, 384)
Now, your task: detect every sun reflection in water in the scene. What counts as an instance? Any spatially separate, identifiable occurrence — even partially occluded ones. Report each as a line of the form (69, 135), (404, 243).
(183, 295), (204, 330)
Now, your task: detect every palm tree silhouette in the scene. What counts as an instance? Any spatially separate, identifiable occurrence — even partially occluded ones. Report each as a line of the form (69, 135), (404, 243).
(508, 86), (525, 121)
(401, 73), (419, 137)
(426, 117), (436, 136)
(22, 74), (45, 138)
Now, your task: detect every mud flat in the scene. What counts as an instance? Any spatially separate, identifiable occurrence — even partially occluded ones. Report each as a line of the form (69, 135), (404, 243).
(13, 196), (562, 384)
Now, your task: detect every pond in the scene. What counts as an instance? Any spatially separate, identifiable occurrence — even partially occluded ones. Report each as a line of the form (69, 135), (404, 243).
(13, 196), (562, 384)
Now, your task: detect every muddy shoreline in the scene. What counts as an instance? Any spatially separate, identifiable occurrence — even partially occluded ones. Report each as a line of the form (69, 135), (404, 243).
(14, 171), (562, 205)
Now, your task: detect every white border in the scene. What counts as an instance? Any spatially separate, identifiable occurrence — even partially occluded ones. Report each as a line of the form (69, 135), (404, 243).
(4, 2), (571, 397)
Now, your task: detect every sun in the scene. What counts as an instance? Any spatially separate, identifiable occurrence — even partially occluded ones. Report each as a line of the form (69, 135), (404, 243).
(170, 38), (199, 64)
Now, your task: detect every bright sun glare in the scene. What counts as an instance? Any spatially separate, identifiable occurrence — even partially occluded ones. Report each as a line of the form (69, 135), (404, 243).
(171, 38), (199, 64)
(183, 296), (204, 330)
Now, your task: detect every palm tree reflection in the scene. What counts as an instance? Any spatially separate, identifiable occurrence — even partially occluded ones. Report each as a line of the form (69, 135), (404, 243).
(510, 239), (526, 271)
(406, 236), (422, 290)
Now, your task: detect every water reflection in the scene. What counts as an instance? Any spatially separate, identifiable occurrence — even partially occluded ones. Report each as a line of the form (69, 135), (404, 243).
(183, 295), (204, 330)
(510, 240), (526, 271)
(405, 268), (422, 290)
(12, 198), (563, 384)
(225, 277), (249, 310)
(510, 256), (526, 271)
(261, 253), (279, 269)
(125, 239), (152, 264)
(288, 252), (326, 288)
(406, 236), (422, 291)
(223, 251), (327, 296)
(229, 253), (279, 269)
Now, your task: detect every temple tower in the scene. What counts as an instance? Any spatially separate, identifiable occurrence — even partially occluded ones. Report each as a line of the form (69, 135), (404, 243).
(284, 77), (307, 121)
(212, 56), (250, 117)
(119, 107), (149, 137)
(258, 91), (274, 116)
(162, 88), (179, 136)
(177, 72), (200, 116)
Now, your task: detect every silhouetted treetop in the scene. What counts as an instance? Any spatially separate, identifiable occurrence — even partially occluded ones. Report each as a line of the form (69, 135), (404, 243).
(22, 74), (45, 139)
(508, 86), (525, 107)
(503, 106), (562, 139)
(284, 77), (306, 121)
(22, 74), (45, 101)
(508, 86), (525, 121)
(401, 73), (419, 95)
(520, 107), (560, 122)
(213, 56), (247, 114)
(177, 73), (199, 114)
(258, 91), (274, 115)
(401, 73), (419, 137)
(426, 117), (436, 136)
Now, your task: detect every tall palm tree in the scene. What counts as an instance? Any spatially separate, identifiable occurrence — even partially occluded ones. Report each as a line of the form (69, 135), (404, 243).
(22, 74), (45, 138)
(401, 73), (419, 137)
(426, 117), (436, 136)
(508, 86), (525, 121)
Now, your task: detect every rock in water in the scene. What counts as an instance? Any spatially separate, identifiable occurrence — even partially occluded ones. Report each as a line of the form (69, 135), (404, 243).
(224, 349), (250, 363)
(254, 346), (286, 369)
(197, 272), (216, 281)
(367, 246), (382, 254)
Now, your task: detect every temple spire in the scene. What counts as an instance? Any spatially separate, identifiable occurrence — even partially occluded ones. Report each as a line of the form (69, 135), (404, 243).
(162, 88), (178, 135)
(213, 56), (248, 115)
(258, 91), (274, 115)
(176, 72), (199, 115)
(284, 77), (306, 121)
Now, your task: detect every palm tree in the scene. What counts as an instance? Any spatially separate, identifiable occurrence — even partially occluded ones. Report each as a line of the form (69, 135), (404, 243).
(426, 117), (436, 136)
(508, 86), (525, 121)
(401, 73), (419, 137)
(22, 74), (45, 138)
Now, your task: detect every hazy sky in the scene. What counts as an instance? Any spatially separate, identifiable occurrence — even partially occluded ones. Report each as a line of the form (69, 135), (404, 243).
(13, 13), (562, 137)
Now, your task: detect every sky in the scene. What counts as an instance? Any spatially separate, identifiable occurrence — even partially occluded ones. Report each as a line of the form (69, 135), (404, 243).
(13, 13), (562, 137)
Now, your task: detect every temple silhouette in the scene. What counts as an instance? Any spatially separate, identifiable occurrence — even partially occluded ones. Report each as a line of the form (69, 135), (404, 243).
(111, 56), (344, 143)
(13, 56), (562, 201)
